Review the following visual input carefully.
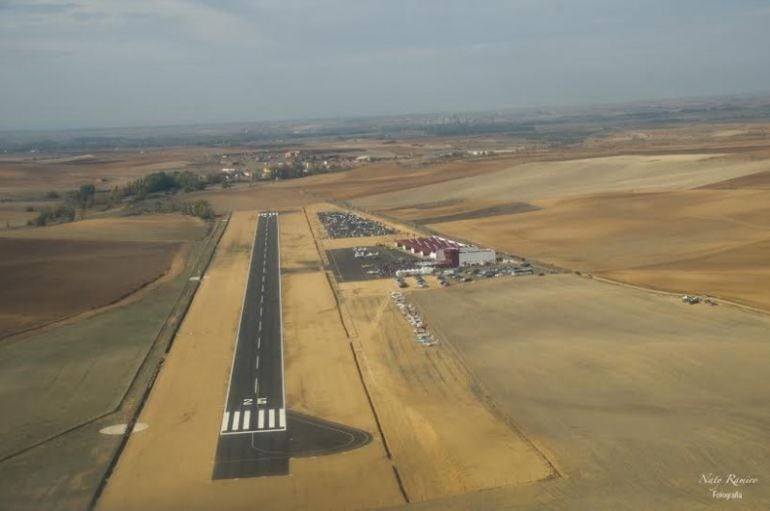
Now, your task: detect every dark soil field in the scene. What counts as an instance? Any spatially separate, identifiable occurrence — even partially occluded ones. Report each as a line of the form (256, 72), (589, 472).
(401, 201), (541, 224)
(0, 238), (179, 339)
(698, 169), (770, 189)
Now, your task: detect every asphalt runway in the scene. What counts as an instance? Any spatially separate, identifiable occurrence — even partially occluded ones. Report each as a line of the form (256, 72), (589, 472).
(213, 212), (288, 479)
(212, 213), (373, 480)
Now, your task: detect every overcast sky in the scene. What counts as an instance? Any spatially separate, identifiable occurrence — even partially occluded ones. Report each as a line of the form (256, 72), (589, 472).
(2, 0), (770, 130)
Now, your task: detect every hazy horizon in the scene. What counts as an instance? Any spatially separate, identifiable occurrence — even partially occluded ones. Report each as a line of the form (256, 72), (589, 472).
(2, 0), (770, 131)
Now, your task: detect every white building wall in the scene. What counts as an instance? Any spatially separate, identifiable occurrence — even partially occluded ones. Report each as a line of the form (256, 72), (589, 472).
(458, 248), (496, 266)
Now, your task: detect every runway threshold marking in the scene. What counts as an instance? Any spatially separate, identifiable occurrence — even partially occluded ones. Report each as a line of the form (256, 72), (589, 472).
(221, 412), (230, 433)
(220, 407), (287, 434)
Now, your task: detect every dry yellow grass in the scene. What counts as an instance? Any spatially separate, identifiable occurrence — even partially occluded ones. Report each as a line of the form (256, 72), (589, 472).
(426, 189), (770, 310)
(0, 214), (208, 242)
(194, 183), (313, 213)
(601, 238), (770, 311)
(353, 153), (769, 211)
(0, 206), (38, 229)
(396, 274), (770, 510)
(340, 283), (554, 501)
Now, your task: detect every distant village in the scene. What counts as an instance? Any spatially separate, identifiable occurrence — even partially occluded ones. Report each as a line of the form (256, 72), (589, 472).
(214, 149), (376, 183)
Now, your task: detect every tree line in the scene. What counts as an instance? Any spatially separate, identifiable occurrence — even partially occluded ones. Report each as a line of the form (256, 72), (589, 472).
(30, 171), (219, 226)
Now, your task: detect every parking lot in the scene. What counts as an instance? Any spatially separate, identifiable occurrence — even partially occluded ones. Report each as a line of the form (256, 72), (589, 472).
(318, 211), (396, 239)
(326, 246), (419, 282)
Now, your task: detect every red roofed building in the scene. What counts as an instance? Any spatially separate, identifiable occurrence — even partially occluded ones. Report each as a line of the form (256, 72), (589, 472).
(395, 236), (496, 267)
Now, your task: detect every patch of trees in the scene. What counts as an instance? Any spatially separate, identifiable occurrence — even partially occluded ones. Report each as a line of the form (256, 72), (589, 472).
(30, 204), (76, 226)
(123, 198), (216, 220)
(71, 184), (96, 209)
(30, 170), (221, 227)
(180, 200), (215, 220)
(119, 171), (221, 198)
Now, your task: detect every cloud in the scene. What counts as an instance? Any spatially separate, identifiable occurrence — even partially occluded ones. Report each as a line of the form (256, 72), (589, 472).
(1, 0), (770, 129)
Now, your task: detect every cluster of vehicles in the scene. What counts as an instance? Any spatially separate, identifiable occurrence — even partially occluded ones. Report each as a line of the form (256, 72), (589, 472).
(353, 247), (379, 258)
(318, 211), (395, 238)
(681, 295), (718, 306)
(390, 292), (438, 347)
(441, 263), (535, 282)
(392, 263), (537, 289)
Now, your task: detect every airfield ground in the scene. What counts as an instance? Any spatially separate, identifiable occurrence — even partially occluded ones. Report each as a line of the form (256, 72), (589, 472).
(97, 210), (404, 511)
(398, 274), (770, 509)
(3, 123), (770, 510)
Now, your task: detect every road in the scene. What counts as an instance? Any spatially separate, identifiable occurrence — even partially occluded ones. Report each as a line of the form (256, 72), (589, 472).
(213, 212), (289, 479)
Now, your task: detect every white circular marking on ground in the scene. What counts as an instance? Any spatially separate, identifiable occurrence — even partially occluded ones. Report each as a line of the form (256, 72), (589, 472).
(99, 423), (149, 435)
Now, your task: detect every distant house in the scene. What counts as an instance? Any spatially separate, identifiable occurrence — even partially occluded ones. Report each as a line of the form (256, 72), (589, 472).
(221, 168), (246, 181)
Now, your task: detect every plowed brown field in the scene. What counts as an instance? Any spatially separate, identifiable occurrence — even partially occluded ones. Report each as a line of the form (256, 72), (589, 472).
(0, 238), (180, 338)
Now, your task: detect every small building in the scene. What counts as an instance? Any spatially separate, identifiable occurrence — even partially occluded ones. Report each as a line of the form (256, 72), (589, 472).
(437, 246), (495, 267)
(395, 236), (495, 267)
(457, 246), (496, 266)
(394, 236), (463, 259)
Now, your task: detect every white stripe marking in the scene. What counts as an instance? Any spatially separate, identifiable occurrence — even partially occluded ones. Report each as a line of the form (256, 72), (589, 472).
(268, 409), (276, 428)
(258, 409), (265, 429)
(221, 411), (230, 432)
(257, 336), (261, 349)
(279, 408), (286, 428)
(256, 355), (260, 369)
(232, 411), (241, 431)
(254, 378), (259, 395)
(243, 409), (251, 430)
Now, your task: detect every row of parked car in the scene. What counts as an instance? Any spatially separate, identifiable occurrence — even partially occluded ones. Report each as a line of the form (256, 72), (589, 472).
(390, 292), (438, 347)
(442, 264), (535, 282)
(393, 264), (538, 290)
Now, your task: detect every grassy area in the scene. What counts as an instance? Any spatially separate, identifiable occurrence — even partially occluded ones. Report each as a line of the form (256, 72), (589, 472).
(0, 217), (225, 510)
